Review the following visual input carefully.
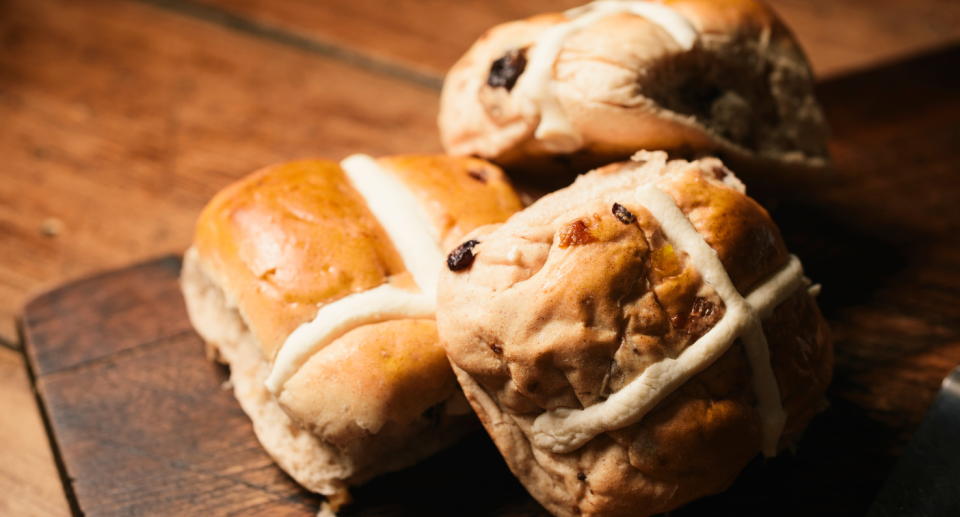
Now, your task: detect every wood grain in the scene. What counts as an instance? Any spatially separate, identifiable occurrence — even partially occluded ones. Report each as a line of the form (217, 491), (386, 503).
(769, 0), (960, 77)
(186, 0), (960, 79)
(19, 46), (960, 516)
(0, 346), (71, 517)
(800, 44), (960, 444)
(22, 258), (324, 516)
(0, 0), (442, 346)
(22, 257), (192, 377)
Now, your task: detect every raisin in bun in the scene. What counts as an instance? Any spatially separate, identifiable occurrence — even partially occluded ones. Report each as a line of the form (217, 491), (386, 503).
(181, 155), (523, 502)
(437, 151), (832, 517)
(439, 0), (829, 182)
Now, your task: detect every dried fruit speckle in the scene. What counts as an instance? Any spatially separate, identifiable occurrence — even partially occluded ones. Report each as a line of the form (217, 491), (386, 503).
(652, 245), (680, 277)
(468, 168), (488, 183)
(612, 203), (636, 224)
(558, 216), (600, 248)
(488, 49), (527, 91)
(447, 240), (479, 271)
(671, 297), (719, 337)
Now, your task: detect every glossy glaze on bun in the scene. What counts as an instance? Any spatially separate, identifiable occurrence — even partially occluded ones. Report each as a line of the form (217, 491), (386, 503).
(437, 152), (832, 517)
(181, 155), (523, 498)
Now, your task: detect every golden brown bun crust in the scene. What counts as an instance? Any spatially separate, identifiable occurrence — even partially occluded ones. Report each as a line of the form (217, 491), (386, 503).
(378, 155), (525, 251)
(437, 155), (832, 516)
(670, 0), (789, 38)
(656, 160), (788, 293)
(439, 0), (829, 180)
(279, 319), (458, 448)
(194, 156), (523, 361)
(189, 155), (524, 489)
(194, 159), (406, 360)
(181, 249), (479, 496)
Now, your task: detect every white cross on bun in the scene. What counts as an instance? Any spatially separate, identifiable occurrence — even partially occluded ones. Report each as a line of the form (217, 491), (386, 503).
(437, 151), (832, 517)
(180, 155), (523, 502)
(439, 0), (830, 181)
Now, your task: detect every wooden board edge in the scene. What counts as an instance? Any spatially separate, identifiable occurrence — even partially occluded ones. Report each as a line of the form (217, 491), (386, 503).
(18, 254), (183, 377)
(17, 316), (84, 517)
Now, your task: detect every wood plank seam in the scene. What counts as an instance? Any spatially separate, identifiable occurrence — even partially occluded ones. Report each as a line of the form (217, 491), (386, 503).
(18, 319), (85, 517)
(18, 255), (192, 378)
(132, 0), (445, 90)
(65, 429), (319, 511)
(20, 320), (320, 514)
(19, 256), (183, 330)
(35, 329), (196, 382)
(17, 254), (183, 328)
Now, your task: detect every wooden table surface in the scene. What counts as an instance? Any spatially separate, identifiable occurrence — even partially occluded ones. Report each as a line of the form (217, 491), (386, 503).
(3, 0), (960, 515)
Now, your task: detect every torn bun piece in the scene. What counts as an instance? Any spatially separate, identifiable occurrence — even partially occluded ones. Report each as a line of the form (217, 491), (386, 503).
(437, 151), (832, 517)
(181, 155), (524, 500)
(439, 0), (830, 180)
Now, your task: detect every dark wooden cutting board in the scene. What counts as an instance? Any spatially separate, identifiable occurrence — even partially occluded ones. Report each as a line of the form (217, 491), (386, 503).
(20, 46), (960, 516)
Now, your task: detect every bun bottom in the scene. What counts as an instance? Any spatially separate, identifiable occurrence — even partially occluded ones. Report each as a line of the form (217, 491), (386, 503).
(452, 361), (745, 517)
(181, 248), (477, 498)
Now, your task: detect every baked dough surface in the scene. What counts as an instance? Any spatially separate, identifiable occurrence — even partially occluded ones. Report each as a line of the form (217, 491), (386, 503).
(440, 0), (829, 179)
(183, 156), (522, 497)
(437, 153), (832, 517)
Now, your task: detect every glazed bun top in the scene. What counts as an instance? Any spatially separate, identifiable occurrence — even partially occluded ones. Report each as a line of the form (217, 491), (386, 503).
(439, 0), (829, 178)
(193, 155), (524, 363)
